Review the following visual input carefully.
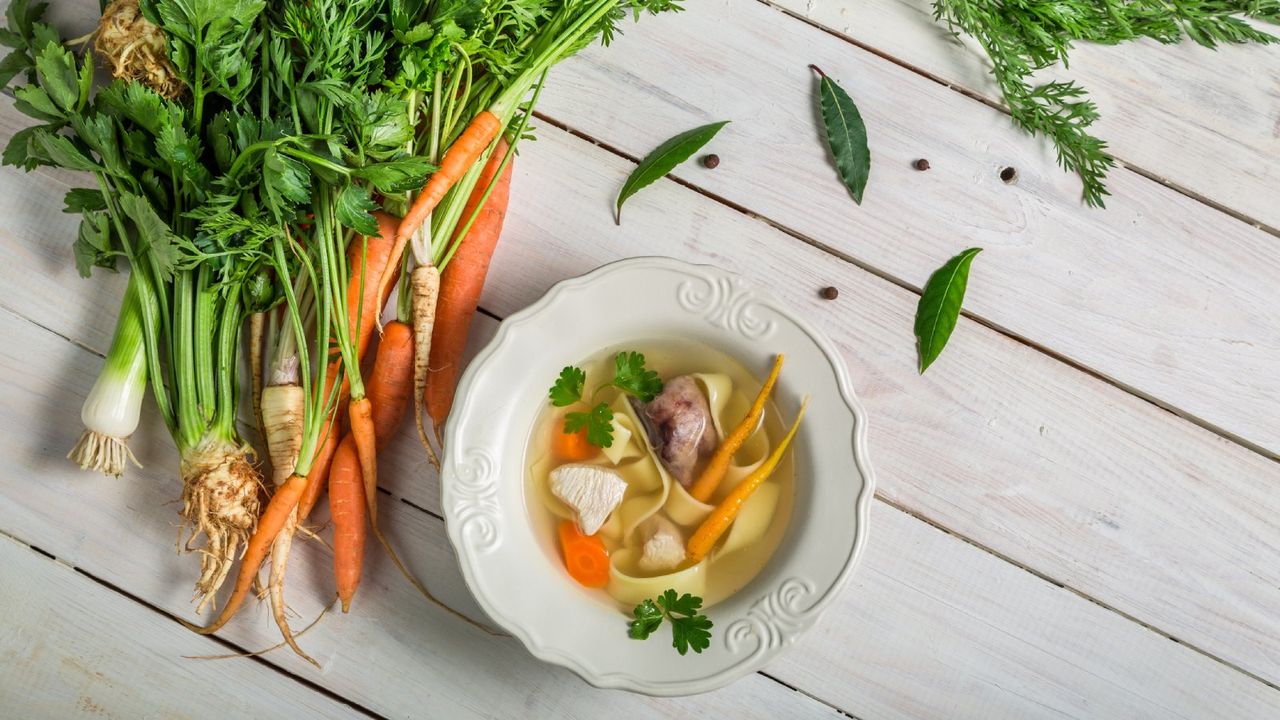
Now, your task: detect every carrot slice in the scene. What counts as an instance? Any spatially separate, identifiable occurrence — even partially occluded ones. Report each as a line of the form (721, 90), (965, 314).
(558, 520), (610, 588)
(553, 418), (597, 462)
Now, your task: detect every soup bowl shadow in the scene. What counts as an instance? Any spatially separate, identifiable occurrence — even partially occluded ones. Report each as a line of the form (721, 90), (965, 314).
(441, 256), (875, 696)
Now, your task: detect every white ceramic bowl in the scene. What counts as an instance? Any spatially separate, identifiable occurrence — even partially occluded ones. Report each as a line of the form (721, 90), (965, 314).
(441, 257), (875, 695)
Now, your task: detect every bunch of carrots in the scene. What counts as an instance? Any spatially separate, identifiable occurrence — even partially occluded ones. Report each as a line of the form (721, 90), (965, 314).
(1, 0), (681, 662)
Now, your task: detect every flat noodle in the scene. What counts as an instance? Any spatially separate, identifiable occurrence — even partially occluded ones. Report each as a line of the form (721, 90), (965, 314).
(609, 395), (671, 538)
(719, 482), (780, 556)
(608, 548), (707, 607)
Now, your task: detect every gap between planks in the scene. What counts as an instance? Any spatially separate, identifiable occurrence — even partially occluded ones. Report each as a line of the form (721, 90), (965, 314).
(0, 525), (387, 720)
(753, 0), (1280, 240)
(529, 110), (1280, 466)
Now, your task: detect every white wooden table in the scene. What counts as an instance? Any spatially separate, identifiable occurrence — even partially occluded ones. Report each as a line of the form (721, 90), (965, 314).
(3, 1), (1279, 717)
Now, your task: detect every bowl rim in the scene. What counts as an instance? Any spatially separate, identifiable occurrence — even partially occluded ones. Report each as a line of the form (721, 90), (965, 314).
(441, 256), (876, 695)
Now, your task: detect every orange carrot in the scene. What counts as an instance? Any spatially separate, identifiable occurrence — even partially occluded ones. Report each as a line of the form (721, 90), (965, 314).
(348, 396), (379, 527)
(688, 354), (785, 502)
(425, 139), (513, 430)
(186, 472), (308, 634)
(297, 214), (400, 520)
(686, 398), (808, 564)
(558, 520), (610, 588)
(366, 320), (415, 450)
(297, 420), (338, 521)
(329, 434), (365, 612)
(379, 111), (503, 312)
(350, 211), (401, 357)
(553, 418), (597, 462)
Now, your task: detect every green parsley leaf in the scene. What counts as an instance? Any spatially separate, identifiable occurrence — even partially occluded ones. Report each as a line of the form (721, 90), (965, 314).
(564, 402), (614, 448)
(612, 351), (663, 402)
(628, 599), (664, 640)
(548, 365), (585, 407)
(352, 157), (437, 194)
(119, 191), (181, 282)
(31, 129), (98, 172)
(628, 589), (713, 656)
(335, 183), (381, 236)
(62, 188), (107, 214)
(34, 41), (78, 113)
(73, 210), (115, 278)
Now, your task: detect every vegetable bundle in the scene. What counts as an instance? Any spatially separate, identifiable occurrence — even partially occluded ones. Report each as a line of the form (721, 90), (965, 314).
(3, 0), (678, 659)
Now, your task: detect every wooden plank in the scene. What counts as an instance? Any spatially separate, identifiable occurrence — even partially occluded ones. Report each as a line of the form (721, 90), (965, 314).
(1, 306), (1277, 718)
(767, 0), (1280, 230)
(3, 90), (1280, 691)
(529, 0), (1280, 455)
(0, 533), (362, 719)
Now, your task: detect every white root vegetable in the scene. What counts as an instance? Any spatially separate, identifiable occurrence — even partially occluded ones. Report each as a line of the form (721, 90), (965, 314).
(411, 264), (441, 465)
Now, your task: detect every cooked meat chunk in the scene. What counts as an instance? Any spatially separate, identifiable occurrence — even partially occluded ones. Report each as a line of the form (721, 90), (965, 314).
(631, 375), (717, 487)
(639, 516), (686, 573)
(549, 463), (627, 536)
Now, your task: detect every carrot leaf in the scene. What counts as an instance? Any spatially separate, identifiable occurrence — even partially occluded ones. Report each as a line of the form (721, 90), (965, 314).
(812, 65), (870, 205)
(915, 247), (982, 374)
(614, 120), (728, 225)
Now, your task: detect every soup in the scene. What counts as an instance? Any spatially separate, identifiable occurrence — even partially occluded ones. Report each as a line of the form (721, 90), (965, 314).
(526, 339), (796, 610)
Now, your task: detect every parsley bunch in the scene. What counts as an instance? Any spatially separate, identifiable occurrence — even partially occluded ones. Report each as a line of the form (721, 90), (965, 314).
(628, 589), (713, 655)
(932, 0), (1279, 206)
(548, 351), (664, 448)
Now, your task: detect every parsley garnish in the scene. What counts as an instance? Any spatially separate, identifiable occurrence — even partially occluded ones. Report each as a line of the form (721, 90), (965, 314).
(548, 366), (586, 407)
(564, 403), (615, 448)
(610, 351), (664, 402)
(546, 352), (664, 448)
(628, 589), (713, 656)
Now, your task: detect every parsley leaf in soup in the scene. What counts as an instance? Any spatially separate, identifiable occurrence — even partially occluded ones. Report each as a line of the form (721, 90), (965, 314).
(549, 365), (586, 407)
(612, 351), (663, 402)
(564, 402), (614, 448)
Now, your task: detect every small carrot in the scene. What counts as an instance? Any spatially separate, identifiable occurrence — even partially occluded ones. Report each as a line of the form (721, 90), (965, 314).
(297, 419), (338, 521)
(558, 520), (610, 588)
(379, 110), (503, 315)
(367, 320), (416, 450)
(425, 139), (513, 432)
(185, 472), (308, 635)
(686, 398), (808, 564)
(348, 396), (379, 528)
(553, 419), (597, 462)
(296, 215), (400, 520)
(329, 434), (365, 612)
(688, 354), (785, 502)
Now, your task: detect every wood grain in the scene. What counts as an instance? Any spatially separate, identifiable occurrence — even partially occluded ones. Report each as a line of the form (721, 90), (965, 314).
(1, 305), (1277, 719)
(0, 533), (362, 719)
(767, 0), (1280, 230)
(531, 0), (1280, 455)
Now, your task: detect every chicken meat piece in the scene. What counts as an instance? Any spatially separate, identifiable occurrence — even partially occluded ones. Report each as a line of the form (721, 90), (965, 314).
(631, 375), (717, 487)
(549, 463), (627, 536)
(639, 515), (686, 573)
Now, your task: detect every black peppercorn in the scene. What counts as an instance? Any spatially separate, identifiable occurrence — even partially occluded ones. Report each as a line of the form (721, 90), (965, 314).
(913, 158), (930, 171)
(1000, 166), (1018, 184)
(819, 286), (839, 300)
(702, 154), (720, 169)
